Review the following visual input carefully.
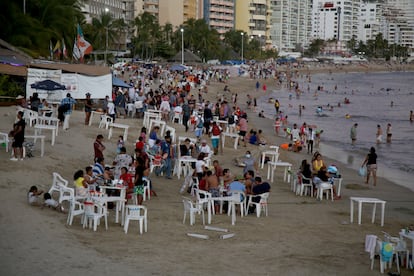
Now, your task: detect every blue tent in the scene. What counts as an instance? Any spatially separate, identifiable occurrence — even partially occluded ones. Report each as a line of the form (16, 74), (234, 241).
(112, 76), (131, 88)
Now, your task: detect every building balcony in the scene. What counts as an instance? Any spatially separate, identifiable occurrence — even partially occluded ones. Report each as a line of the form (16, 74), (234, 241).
(251, 14), (267, 21)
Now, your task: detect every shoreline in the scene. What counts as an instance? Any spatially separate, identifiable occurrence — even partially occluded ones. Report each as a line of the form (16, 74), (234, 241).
(248, 68), (414, 192)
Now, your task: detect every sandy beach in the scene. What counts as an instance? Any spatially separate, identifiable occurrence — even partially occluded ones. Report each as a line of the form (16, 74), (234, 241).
(0, 63), (413, 276)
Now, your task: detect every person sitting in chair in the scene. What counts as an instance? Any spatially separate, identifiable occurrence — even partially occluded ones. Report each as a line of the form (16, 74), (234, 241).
(248, 177), (270, 213)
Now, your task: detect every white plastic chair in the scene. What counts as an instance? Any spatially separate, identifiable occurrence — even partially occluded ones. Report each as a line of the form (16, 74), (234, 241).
(83, 201), (108, 231)
(48, 172), (69, 200)
(196, 189), (214, 215)
(296, 174), (313, 197)
(62, 186), (85, 226)
(316, 182), (334, 201)
(182, 197), (205, 226)
(98, 115), (113, 129)
(124, 205), (148, 234)
(371, 239), (401, 274)
(126, 103), (135, 118)
(142, 178), (151, 201)
(246, 192), (269, 217)
(228, 191), (245, 217)
(0, 132), (9, 152)
(171, 111), (183, 124)
(149, 154), (164, 175)
(24, 109), (38, 127)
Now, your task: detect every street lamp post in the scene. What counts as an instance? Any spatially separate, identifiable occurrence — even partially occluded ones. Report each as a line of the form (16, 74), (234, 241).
(258, 34), (262, 58)
(180, 28), (184, 65)
(104, 8), (109, 66)
(241, 32), (244, 63)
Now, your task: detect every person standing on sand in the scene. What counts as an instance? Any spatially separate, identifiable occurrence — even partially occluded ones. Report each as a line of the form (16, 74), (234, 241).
(84, 93), (93, 125)
(10, 111), (25, 161)
(60, 93), (76, 130)
(93, 134), (106, 162)
(362, 147), (377, 186)
(410, 110), (413, 123)
(386, 123), (392, 143)
(350, 123), (358, 145)
(274, 99), (280, 114)
(376, 124), (383, 144)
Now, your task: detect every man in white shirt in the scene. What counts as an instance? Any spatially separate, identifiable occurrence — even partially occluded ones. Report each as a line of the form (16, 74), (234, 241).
(198, 139), (212, 156)
(291, 123), (300, 142)
(107, 98), (116, 122)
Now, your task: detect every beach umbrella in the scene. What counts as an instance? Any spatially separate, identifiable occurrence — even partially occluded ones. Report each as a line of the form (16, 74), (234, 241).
(170, 64), (188, 71)
(30, 79), (66, 91)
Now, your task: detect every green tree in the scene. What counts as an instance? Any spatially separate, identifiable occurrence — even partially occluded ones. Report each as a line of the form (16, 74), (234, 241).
(0, 0), (84, 57)
(132, 12), (161, 60)
(304, 39), (325, 57)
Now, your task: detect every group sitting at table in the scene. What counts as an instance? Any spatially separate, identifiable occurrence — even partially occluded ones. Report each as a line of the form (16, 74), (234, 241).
(296, 152), (341, 199)
(196, 161), (271, 214)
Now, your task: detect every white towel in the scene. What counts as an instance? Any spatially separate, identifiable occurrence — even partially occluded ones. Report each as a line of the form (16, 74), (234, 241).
(365, 234), (378, 258)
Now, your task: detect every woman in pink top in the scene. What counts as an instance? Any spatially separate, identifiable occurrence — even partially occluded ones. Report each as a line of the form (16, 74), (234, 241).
(238, 114), (248, 147)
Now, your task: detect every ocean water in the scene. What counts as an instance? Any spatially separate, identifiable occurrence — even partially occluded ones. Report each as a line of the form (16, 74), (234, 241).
(257, 71), (414, 191)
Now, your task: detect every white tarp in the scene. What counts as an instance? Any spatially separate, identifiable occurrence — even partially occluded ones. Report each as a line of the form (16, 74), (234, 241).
(26, 68), (111, 102)
(26, 68), (63, 101)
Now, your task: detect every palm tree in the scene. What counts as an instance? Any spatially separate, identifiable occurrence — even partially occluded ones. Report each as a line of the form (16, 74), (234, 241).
(91, 12), (114, 51)
(0, 0), (84, 57)
(111, 18), (128, 52)
(132, 12), (161, 60)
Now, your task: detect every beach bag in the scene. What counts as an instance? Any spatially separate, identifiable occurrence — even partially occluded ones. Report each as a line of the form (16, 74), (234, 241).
(358, 166), (367, 177)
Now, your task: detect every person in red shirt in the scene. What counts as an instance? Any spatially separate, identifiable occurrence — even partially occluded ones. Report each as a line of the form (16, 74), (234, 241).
(119, 167), (134, 202)
(135, 136), (145, 151)
(93, 134), (105, 162)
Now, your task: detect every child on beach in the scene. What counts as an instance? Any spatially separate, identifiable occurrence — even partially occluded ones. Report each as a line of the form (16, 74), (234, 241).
(117, 135), (124, 154)
(28, 185), (43, 205)
(74, 170), (88, 197)
(43, 192), (62, 211)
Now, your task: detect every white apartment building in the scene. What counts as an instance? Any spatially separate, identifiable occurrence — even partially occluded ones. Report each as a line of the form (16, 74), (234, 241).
(357, 2), (381, 43)
(203, 0), (235, 36)
(312, 0), (360, 43)
(381, 0), (414, 54)
(81, 0), (134, 23)
(269, 0), (313, 52)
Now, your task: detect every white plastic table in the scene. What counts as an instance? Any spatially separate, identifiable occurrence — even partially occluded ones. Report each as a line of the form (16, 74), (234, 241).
(267, 161), (292, 183)
(34, 124), (58, 146)
(207, 195), (236, 225)
(108, 123), (129, 142)
(221, 132), (239, 150)
(37, 116), (60, 134)
(89, 111), (104, 126)
(350, 197), (386, 227)
(96, 186), (126, 225)
(261, 150), (279, 169)
(333, 178), (343, 197)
